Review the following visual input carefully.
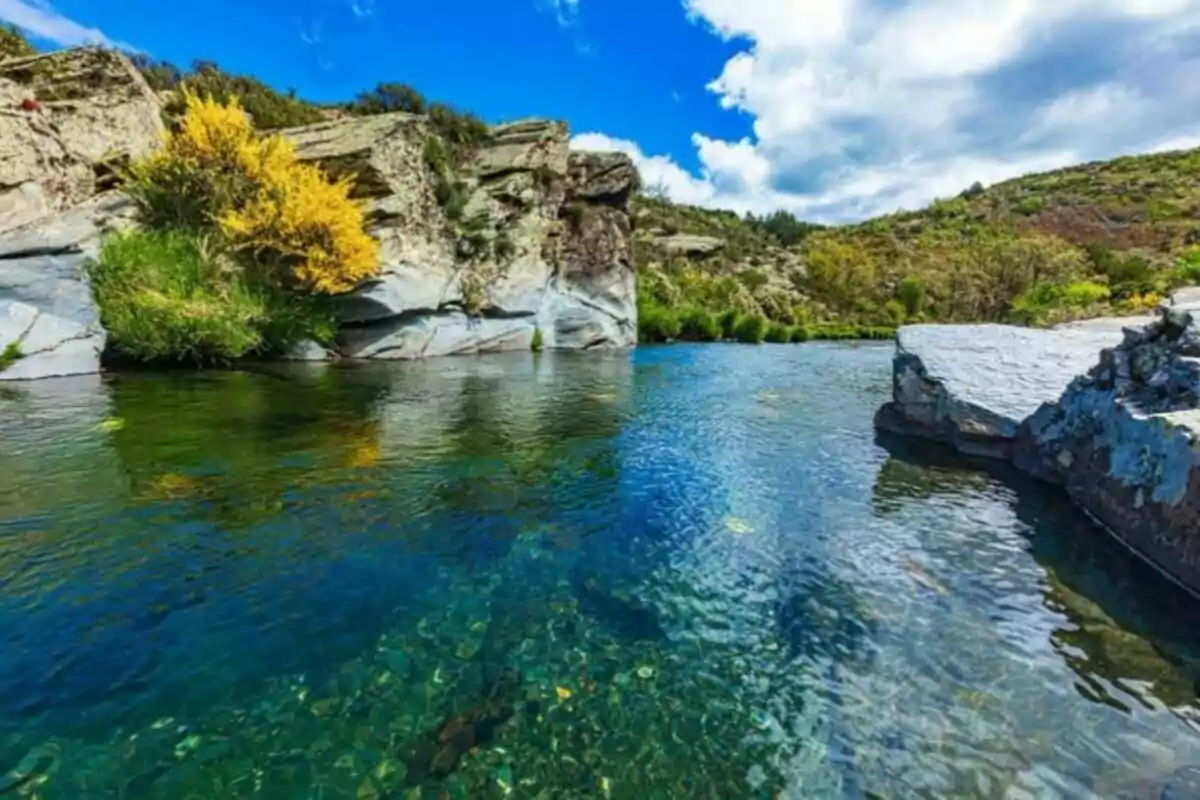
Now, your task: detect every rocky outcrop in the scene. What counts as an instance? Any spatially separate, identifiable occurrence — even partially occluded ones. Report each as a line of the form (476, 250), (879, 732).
(1014, 301), (1200, 593)
(876, 293), (1200, 595)
(0, 47), (163, 381)
(284, 115), (638, 359)
(0, 47), (163, 232)
(874, 323), (1136, 458)
(0, 193), (136, 380)
(0, 46), (638, 377)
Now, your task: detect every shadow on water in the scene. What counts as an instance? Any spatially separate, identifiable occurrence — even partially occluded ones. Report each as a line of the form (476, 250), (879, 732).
(873, 430), (1200, 717)
(570, 569), (669, 642)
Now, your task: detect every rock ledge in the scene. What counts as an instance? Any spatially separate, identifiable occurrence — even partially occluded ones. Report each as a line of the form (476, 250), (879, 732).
(876, 296), (1200, 595)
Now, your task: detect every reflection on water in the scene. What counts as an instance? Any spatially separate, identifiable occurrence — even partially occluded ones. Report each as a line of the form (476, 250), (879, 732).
(1, 344), (1200, 798)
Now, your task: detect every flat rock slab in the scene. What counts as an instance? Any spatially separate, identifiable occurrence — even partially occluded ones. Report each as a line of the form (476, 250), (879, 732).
(877, 323), (1129, 456)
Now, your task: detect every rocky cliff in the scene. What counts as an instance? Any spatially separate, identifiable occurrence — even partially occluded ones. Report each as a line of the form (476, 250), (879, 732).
(876, 292), (1200, 596)
(0, 47), (162, 380)
(285, 115), (637, 359)
(0, 47), (639, 380)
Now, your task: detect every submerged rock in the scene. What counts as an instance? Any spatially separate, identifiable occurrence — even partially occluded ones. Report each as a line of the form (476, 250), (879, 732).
(875, 294), (1200, 596)
(400, 666), (522, 785)
(571, 572), (667, 641)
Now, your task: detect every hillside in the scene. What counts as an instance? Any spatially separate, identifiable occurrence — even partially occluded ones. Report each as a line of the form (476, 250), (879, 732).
(634, 147), (1200, 340)
(6, 23), (1196, 347)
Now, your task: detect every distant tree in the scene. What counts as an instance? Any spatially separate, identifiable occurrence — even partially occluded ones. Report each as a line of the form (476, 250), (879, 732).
(127, 53), (184, 91)
(351, 81), (427, 115)
(747, 209), (824, 247)
(642, 180), (670, 201)
(959, 180), (985, 199)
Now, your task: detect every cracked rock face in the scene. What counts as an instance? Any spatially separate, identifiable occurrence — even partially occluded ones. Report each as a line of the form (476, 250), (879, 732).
(872, 323), (1128, 458)
(0, 47), (161, 381)
(0, 193), (135, 380)
(874, 294), (1200, 596)
(284, 115), (638, 359)
(0, 47), (163, 232)
(1014, 304), (1200, 594)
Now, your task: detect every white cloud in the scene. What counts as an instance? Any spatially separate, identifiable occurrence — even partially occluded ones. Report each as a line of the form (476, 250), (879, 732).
(0, 0), (116, 48)
(571, 0), (1200, 223)
(538, 0), (580, 28)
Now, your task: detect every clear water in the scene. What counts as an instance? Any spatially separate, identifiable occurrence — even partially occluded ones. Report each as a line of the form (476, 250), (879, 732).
(3, 343), (1200, 799)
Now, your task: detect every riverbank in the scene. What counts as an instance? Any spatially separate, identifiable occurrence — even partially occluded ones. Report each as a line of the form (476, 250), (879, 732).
(876, 291), (1200, 596)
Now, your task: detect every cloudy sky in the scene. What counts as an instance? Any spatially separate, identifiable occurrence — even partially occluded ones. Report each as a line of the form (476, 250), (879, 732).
(3, 0), (1200, 222)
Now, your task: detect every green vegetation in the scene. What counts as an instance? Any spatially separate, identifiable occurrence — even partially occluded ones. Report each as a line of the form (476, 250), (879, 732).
(531, 326), (543, 352)
(634, 146), (1200, 340)
(733, 315), (768, 344)
(0, 340), (23, 372)
(89, 92), (369, 364)
(90, 228), (280, 363)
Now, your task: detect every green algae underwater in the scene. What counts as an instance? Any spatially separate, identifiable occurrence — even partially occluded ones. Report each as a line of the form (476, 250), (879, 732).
(2, 344), (1200, 798)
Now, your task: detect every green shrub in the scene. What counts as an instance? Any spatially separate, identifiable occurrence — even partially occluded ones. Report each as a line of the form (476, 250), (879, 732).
(1170, 248), (1200, 288)
(678, 307), (721, 341)
(790, 326), (811, 343)
(531, 326), (543, 352)
(1008, 280), (1110, 325)
(161, 61), (326, 131)
(1086, 245), (1155, 299)
(0, 340), (22, 372)
(1061, 280), (1111, 306)
(1014, 195), (1046, 215)
(351, 82), (426, 115)
(718, 309), (740, 339)
(733, 314), (767, 343)
(638, 303), (681, 342)
(883, 299), (907, 325)
(89, 228), (331, 364)
(764, 322), (792, 343)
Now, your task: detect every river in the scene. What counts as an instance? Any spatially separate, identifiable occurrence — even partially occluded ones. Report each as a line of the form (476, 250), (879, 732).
(1, 342), (1199, 798)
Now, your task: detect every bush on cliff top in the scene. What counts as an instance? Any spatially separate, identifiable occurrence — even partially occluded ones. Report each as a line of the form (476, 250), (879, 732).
(127, 89), (379, 294)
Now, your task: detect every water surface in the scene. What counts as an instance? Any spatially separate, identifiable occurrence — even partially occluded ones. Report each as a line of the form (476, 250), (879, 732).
(2, 344), (1200, 798)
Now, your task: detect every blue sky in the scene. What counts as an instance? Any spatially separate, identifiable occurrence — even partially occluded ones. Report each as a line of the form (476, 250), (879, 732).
(3, 0), (1200, 223)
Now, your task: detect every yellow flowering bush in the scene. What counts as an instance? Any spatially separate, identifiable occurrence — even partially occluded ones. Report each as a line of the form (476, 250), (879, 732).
(128, 89), (379, 294)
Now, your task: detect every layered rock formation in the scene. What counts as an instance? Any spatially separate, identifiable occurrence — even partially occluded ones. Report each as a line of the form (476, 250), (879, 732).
(285, 116), (638, 359)
(0, 193), (136, 380)
(876, 295), (1200, 595)
(0, 47), (640, 379)
(0, 47), (163, 380)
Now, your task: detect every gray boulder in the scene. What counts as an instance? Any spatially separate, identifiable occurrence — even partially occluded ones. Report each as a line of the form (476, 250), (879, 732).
(875, 295), (1200, 596)
(0, 193), (134, 381)
(874, 323), (1128, 458)
(1014, 306), (1200, 594)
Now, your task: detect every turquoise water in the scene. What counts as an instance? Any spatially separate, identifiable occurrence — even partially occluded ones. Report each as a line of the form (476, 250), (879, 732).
(2, 343), (1200, 798)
